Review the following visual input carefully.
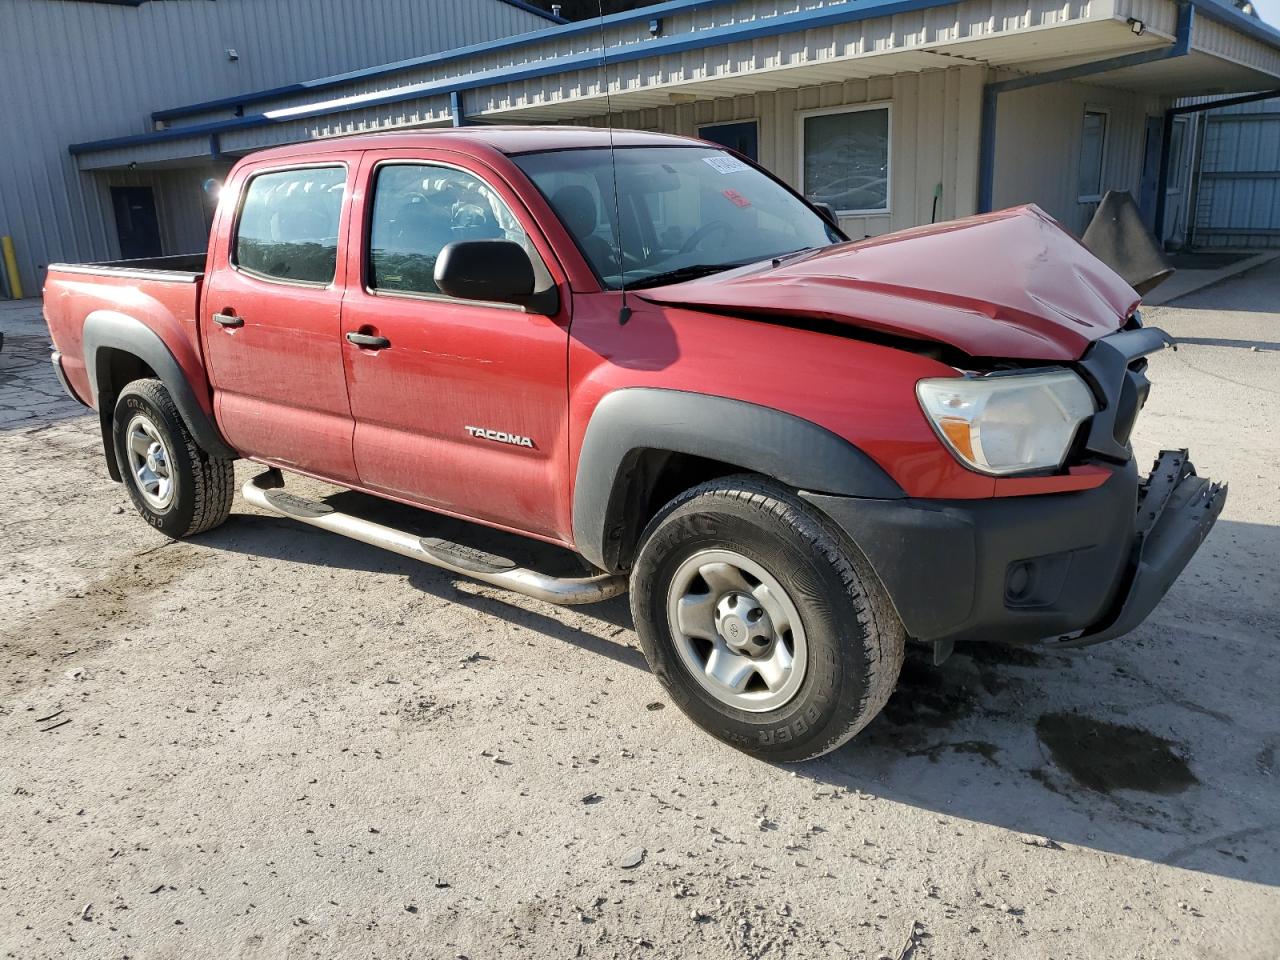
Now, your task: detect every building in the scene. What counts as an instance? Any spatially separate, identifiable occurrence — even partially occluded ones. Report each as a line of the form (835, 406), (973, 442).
(0, 0), (560, 295)
(8, 0), (1280, 298)
(1164, 93), (1280, 248)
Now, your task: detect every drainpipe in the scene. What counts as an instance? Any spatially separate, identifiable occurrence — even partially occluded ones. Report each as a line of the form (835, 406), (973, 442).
(978, 3), (1194, 214)
(450, 91), (467, 127)
(1153, 87), (1280, 241)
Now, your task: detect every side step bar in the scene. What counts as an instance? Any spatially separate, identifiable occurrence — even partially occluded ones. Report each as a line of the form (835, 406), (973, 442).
(242, 470), (628, 606)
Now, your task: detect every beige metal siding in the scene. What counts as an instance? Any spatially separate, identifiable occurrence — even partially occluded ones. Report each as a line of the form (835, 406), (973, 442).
(574, 65), (985, 238)
(991, 77), (1165, 234)
(0, 0), (548, 292)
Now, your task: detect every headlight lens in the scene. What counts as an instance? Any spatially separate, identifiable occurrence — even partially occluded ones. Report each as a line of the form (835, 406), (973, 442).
(916, 369), (1096, 476)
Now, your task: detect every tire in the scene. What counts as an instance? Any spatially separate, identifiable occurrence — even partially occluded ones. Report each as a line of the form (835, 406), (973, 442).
(112, 378), (234, 539)
(630, 475), (905, 762)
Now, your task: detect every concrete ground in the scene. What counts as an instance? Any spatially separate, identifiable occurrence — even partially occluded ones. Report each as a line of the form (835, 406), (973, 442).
(1, 264), (1277, 960)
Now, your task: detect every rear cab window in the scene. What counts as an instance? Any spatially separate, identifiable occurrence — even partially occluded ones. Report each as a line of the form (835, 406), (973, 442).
(233, 166), (346, 284)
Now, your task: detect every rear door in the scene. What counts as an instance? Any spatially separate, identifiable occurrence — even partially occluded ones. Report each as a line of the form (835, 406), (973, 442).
(202, 156), (360, 483)
(340, 149), (573, 541)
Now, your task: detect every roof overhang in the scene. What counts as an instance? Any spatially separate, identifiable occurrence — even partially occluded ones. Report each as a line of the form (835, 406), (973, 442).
(70, 0), (1280, 171)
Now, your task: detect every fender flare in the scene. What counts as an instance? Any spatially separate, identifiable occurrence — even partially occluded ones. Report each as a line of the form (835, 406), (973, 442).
(83, 311), (237, 473)
(572, 387), (903, 570)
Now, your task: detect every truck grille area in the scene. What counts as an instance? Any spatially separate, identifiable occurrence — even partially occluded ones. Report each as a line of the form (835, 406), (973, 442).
(1075, 327), (1171, 463)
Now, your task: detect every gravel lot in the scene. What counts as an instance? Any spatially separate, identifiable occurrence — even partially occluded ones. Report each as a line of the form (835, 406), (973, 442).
(2, 265), (1278, 960)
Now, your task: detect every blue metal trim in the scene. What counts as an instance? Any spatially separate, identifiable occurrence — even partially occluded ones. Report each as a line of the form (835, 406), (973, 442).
(978, 3), (1195, 213)
(150, 0), (743, 124)
(493, 0), (567, 24)
(76, 0), (973, 157)
(1188, 0), (1280, 48)
(450, 91), (467, 127)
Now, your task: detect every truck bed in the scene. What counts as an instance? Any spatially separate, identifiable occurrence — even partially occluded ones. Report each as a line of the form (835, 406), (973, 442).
(43, 253), (210, 413)
(49, 252), (207, 282)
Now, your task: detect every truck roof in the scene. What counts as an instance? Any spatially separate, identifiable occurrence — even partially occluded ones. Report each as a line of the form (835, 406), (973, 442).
(240, 126), (700, 162)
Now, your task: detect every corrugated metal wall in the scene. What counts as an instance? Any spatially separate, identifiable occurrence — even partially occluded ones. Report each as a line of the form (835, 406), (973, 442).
(574, 65), (986, 239)
(992, 77), (1165, 236)
(0, 0), (549, 293)
(1192, 97), (1280, 249)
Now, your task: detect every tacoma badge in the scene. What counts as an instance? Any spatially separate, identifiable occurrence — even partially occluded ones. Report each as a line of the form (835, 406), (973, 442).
(465, 425), (535, 448)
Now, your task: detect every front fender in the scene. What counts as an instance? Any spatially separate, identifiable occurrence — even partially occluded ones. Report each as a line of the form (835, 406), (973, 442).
(83, 310), (236, 467)
(572, 387), (903, 570)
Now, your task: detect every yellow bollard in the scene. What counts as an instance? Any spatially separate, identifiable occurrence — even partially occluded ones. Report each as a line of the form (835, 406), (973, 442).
(1, 236), (23, 300)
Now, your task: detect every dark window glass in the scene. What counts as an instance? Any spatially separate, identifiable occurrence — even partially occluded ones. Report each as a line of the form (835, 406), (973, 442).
(369, 164), (528, 296)
(802, 108), (890, 213)
(234, 166), (345, 283)
(514, 146), (839, 290)
(1078, 111), (1108, 201)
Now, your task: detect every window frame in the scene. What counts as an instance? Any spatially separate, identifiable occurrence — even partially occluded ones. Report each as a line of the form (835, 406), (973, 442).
(1077, 107), (1110, 204)
(796, 101), (893, 217)
(230, 161), (349, 289)
(362, 157), (545, 311)
(1166, 116), (1190, 195)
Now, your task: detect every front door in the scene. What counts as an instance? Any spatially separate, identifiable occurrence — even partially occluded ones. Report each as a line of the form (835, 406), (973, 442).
(111, 186), (163, 260)
(202, 159), (360, 484)
(340, 151), (572, 541)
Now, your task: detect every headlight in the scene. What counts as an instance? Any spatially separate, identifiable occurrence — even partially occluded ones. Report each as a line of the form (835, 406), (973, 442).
(916, 369), (1096, 476)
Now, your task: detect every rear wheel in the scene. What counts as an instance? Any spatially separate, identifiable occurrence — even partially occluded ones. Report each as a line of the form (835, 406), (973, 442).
(112, 379), (234, 539)
(630, 476), (905, 762)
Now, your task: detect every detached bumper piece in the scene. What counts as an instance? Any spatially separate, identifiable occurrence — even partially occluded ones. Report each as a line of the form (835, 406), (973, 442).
(1057, 449), (1226, 647)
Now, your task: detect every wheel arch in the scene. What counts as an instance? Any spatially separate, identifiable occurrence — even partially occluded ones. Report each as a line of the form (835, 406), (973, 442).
(83, 310), (236, 480)
(572, 388), (903, 572)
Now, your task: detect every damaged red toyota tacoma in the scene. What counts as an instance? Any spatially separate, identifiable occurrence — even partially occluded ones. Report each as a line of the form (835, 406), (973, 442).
(43, 129), (1225, 760)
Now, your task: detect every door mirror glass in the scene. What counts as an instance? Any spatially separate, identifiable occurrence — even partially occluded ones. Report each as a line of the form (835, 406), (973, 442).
(434, 240), (537, 306)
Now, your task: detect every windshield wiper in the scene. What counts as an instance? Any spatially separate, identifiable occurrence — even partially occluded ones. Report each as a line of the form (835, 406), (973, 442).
(771, 246), (816, 266)
(626, 263), (739, 290)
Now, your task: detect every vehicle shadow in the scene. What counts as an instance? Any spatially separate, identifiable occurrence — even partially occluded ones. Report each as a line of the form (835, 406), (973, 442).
(200, 499), (1280, 890)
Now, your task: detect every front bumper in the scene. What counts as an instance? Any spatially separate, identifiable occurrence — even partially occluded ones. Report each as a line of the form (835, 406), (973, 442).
(804, 449), (1226, 648)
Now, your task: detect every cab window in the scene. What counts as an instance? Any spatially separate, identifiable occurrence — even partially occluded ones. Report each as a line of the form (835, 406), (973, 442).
(368, 163), (529, 296)
(234, 166), (345, 284)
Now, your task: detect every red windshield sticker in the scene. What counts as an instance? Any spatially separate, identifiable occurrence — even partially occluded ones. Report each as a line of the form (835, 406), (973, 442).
(723, 189), (751, 208)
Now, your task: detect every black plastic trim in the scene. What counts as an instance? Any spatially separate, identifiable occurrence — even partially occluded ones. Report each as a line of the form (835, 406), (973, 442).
(572, 387), (904, 570)
(804, 461), (1141, 645)
(82, 311), (238, 467)
(1077, 326), (1172, 461)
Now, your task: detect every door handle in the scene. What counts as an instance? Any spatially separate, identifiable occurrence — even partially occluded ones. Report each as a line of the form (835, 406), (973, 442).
(212, 311), (244, 328)
(346, 331), (391, 349)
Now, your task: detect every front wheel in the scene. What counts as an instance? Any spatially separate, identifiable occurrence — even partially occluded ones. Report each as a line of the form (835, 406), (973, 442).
(112, 379), (234, 539)
(630, 476), (905, 762)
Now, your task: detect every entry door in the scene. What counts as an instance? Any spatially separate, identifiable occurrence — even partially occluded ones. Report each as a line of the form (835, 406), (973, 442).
(111, 187), (163, 259)
(340, 152), (572, 541)
(698, 120), (759, 162)
(202, 160), (360, 484)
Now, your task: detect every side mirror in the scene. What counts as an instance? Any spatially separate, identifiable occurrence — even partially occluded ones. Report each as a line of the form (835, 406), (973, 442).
(811, 202), (841, 231)
(434, 240), (555, 312)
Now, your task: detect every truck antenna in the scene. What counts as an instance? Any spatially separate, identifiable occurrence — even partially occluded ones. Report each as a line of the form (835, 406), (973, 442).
(598, 0), (631, 324)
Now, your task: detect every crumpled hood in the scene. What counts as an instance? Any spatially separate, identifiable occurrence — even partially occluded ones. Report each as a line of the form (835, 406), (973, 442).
(635, 205), (1141, 362)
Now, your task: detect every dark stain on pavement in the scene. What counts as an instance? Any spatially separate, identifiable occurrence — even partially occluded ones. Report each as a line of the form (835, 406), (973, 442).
(1036, 712), (1198, 794)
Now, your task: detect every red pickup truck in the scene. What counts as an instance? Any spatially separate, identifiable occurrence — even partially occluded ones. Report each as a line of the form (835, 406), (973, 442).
(44, 128), (1224, 761)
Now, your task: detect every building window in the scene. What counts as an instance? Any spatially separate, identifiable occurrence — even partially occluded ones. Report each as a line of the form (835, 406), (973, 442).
(799, 104), (891, 215)
(234, 166), (345, 284)
(368, 163), (528, 297)
(1078, 109), (1109, 202)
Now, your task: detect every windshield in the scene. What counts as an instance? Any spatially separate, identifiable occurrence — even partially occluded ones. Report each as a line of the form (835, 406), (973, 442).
(513, 146), (841, 289)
